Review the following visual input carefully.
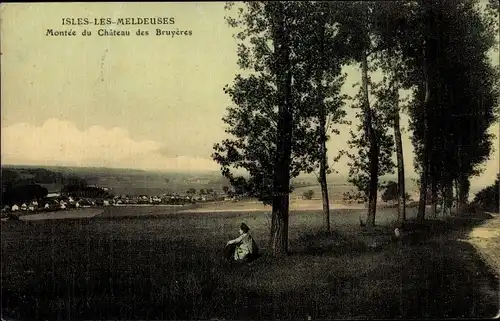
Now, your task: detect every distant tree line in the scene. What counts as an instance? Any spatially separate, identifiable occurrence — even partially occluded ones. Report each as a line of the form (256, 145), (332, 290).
(61, 176), (112, 198)
(2, 184), (48, 206)
(1, 168), (112, 205)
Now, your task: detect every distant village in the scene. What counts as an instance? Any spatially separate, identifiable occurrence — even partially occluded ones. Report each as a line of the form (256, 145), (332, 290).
(1, 167), (240, 217)
(2, 187), (239, 216)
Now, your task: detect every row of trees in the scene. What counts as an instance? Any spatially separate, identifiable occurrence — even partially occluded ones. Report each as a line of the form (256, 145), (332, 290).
(213, 1), (499, 256)
(185, 186), (232, 196)
(2, 184), (48, 206)
(1, 171), (113, 205)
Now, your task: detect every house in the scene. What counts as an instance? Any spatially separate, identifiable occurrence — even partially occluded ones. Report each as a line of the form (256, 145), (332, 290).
(11, 204), (19, 212)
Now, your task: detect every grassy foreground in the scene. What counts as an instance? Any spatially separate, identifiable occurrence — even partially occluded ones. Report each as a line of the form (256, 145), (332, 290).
(1, 206), (499, 320)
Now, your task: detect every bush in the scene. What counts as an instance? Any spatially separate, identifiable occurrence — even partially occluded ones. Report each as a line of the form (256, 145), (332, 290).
(302, 190), (314, 200)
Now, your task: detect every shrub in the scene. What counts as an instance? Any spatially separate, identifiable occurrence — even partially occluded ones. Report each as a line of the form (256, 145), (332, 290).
(302, 190), (314, 200)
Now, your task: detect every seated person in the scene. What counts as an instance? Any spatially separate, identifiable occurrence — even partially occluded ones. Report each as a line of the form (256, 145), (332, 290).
(225, 223), (259, 262)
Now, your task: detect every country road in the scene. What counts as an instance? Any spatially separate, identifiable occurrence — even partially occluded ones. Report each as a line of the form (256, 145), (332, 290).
(467, 213), (500, 278)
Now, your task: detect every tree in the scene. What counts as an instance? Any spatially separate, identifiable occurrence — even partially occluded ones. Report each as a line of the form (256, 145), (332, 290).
(1, 169), (21, 191)
(222, 186), (229, 194)
(336, 2), (405, 228)
(342, 74), (395, 227)
(199, 188), (206, 195)
(61, 176), (88, 195)
(291, 1), (349, 234)
(186, 188), (196, 195)
(381, 181), (398, 204)
(2, 184), (48, 205)
(473, 174), (499, 212)
(380, 0), (499, 222)
(369, 3), (411, 224)
(213, 2), (305, 255)
(302, 189), (314, 200)
(214, 2), (351, 253)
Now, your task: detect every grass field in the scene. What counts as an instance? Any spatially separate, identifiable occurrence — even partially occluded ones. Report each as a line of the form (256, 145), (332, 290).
(1, 204), (499, 320)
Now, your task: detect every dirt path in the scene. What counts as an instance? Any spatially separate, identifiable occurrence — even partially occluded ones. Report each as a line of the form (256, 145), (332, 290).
(466, 213), (500, 277)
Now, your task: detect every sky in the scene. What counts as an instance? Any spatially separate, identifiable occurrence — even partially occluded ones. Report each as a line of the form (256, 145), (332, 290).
(1, 2), (498, 191)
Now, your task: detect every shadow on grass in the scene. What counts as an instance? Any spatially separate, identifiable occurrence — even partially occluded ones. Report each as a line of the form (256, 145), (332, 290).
(290, 230), (380, 256)
(2, 238), (228, 321)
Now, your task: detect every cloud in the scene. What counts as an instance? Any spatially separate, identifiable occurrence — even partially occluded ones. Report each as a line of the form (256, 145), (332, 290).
(1, 118), (497, 191)
(1, 118), (220, 172)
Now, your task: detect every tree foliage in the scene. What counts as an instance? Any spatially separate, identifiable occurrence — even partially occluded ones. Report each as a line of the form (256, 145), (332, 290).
(342, 78), (395, 203)
(473, 174), (500, 212)
(213, 2), (349, 205)
(382, 181), (399, 203)
(302, 189), (315, 200)
(2, 184), (48, 205)
(385, 0), (499, 218)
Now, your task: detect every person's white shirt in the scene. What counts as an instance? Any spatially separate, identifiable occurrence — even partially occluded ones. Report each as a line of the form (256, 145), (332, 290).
(227, 233), (254, 261)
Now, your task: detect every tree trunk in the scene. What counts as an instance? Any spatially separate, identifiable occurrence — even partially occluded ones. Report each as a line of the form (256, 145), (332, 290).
(444, 180), (453, 216)
(431, 178), (437, 218)
(316, 19), (330, 234)
(457, 179), (462, 215)
(270, 3), (292, 256)
(271, 193), (289, 254)
(393, 79), (406, 225)
(417, 44), (431, 222)
(361, 47), (379, 229)
(458, 175), (469, 213)
(440, 186), (446, 216)
(319, 136), (330, 233)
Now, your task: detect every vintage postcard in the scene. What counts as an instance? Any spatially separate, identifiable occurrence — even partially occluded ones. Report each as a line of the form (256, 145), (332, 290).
(1, 2), (499, 320)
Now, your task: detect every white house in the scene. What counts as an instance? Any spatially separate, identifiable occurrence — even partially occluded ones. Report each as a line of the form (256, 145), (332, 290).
(11, 204), (19, 211)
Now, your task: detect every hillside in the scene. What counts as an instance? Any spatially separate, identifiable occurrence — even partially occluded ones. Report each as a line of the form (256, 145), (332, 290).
(1, 165), (231, 195)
